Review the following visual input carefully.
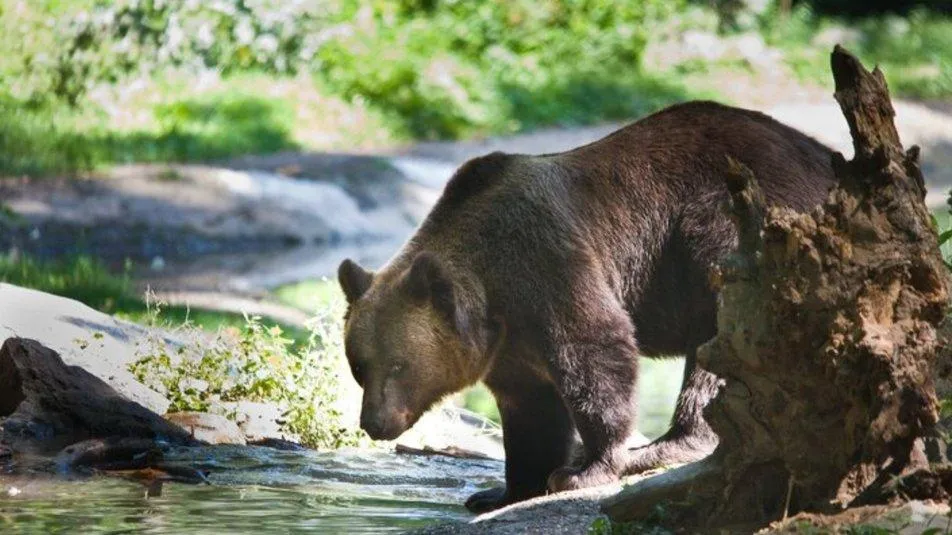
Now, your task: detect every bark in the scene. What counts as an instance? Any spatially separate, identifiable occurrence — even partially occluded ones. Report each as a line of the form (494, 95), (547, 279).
(603, 46), (950, 529)
(0, 337), (196, 455)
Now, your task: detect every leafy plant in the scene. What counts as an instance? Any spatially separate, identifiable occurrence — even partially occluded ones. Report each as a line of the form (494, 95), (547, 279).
(129, 299), (364, 449)
(588, 505), (675, 535)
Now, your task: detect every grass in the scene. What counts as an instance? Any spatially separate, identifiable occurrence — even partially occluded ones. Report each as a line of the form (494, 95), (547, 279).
(275, 278), (344, 313)
(0, 81), (300, 177)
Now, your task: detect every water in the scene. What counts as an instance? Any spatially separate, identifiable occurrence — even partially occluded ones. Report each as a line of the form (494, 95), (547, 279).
(0, 446), (503, 534)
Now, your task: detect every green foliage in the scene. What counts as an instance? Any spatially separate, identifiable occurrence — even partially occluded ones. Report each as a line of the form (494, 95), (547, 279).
(843, 525), (902, 535)
(588, 506), (675, 535)
(129, 304), (363, 449)
(854, 11), (952, 99)
(150, 93), (295, 159)
(941, 398), (952, 421)
(0, 253), (133, 312)
(5, 0), (952, 177)
(0, 0), (321, 107)
(0, 0), (694, 177)
(754, 4), (952, 99)
(0, 97), (96, 176)
(275, 278), (345, 312)
(315, 0), (685, 138)
(0, 88), (298, 176)
(462, 384), (501, 424)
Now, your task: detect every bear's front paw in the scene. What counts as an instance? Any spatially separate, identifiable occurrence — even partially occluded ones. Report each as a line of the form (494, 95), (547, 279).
(464, 487), (510, 513)
(547, 463), (619, 492)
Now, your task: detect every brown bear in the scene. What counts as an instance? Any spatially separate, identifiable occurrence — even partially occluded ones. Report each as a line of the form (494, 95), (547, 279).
(338, 101), (836, 513)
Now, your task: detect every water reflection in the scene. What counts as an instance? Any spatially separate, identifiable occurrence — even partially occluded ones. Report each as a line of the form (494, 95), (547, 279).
(0, 446), (503, 534)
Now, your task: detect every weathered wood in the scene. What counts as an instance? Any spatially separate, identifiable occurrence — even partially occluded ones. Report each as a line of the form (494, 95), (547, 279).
(603, 46), (951, 528)
(0, 337), (196, 455)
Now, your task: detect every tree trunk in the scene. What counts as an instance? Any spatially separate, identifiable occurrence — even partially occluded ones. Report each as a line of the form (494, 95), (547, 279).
(603, 46), (951, 529)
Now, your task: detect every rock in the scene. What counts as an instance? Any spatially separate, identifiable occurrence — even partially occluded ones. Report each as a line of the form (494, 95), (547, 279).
(55, 437), (164, 470)
(409, 470), (667, 535)
(0, 338), (195, 454)
(396, 406), (505, 461)
(210, 400), (288, 442)
(53, 437), (209, 483)
(0, 283), (171, 414)
(164, 411), (247, 445)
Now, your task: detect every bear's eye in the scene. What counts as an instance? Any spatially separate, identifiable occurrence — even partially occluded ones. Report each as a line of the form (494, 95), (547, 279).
(391, 363), (405, 375)
(352, 363), (364, 385)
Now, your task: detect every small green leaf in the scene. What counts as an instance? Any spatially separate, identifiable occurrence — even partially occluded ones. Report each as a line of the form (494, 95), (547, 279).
(939, 229), (952, 245)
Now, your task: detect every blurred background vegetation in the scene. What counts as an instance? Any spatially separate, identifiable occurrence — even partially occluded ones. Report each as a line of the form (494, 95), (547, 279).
(2, 0), (950, 177)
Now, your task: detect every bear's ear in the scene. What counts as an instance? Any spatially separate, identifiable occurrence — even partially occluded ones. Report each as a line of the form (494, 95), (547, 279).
(338, 258), (374, 304)
(406, 252), (456, 320)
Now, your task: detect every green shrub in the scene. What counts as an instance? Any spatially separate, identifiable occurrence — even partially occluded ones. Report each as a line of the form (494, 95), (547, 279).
(130, 305), (364, 449)
(315, 0), (684, 138)
(855, 10), (952, 98)
(1, 0), (696, 175)
(755, 3), (952, 98)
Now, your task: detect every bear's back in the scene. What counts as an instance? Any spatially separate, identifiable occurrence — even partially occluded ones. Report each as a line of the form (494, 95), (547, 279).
(557, 100), (835, 211)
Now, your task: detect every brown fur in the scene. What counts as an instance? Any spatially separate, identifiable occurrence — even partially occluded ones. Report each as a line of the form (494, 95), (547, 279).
(338, 101), (837, 512)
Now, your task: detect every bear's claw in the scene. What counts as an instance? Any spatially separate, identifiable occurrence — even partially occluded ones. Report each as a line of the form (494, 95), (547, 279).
(464, 487), (510, 513)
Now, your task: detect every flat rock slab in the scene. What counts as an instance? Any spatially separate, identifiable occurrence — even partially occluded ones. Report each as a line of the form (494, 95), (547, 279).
(410, 487), (617, 535)
(164, 412), (247, 445)
(410, 476), (951, 535)
(0, 283), (170, 413)
(409, 469), (664, 535)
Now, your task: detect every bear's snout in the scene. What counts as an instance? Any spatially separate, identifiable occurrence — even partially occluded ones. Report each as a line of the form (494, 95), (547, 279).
(360, 409), (409, 441)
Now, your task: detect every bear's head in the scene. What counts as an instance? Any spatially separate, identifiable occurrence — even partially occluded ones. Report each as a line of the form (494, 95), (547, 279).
(337, 252), (491, 440)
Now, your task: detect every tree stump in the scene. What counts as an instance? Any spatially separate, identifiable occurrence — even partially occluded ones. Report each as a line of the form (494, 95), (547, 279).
(603, 46), (951, 529)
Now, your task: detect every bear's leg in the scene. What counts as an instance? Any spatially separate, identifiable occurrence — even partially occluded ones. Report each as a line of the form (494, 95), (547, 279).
(464, 381), (574, 513)
(547, 338), (638, 492)
(625, 347), (722, 473)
